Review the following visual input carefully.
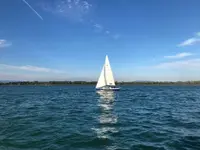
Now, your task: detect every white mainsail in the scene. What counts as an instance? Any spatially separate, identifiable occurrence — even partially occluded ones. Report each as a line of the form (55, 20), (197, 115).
(104, 55), (115, 86)
(96, 55), (115, 89)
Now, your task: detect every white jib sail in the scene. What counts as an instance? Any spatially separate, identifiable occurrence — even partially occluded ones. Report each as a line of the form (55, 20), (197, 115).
(96, 65), (106, 88)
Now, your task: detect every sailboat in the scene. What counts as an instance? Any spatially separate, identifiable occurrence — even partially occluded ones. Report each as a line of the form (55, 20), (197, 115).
(96, 55), (120, 91)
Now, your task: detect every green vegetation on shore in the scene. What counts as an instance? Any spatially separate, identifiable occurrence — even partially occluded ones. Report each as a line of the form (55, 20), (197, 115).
(1, 81), (200, 86)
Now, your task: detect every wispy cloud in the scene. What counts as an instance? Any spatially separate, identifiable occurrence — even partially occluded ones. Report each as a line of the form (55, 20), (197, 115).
(0, 39), (12, 48)
(91, 21), (120, 39)
(178, 38), (200, 47)
(154, 59), (200, 69)
(22, 0), (43, 20)
(0, 64), (64, 73)
(197, 32), (200, 37)
(164, 52), (193, 59)
(40, 0), (120, 39)
(105, 31), (110, 35)
(93, 23), (103, 32)
(178, 32), (200, 47)
(41, 0), (91, 21)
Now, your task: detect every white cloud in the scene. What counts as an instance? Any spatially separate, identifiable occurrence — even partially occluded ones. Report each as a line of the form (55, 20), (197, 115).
(0, 73), (70, 81)
(178, 38), (200, 47)
(0, 64), (64, 73)
(42, 0), (92, 21)
(92, 22), (119, 39)
(0, 39), (12, 48)
(196, 32), (200, 37)
(178, 32), (200, 47)
(154, 59), (200, 69)
(105, 31), (110, 34)
(131, 58), (200, 81)
(94, 23), (103, 32)
(82, 1), (92, 10)
(164, 52), (193, 59)
(40, 1), (120, 39)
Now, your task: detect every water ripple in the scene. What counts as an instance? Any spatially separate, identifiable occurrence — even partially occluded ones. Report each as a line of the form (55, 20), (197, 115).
(0, 85), (200, 149)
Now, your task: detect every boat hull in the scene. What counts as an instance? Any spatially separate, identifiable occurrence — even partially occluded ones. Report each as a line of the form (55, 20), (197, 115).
(96, 87), (120, 91)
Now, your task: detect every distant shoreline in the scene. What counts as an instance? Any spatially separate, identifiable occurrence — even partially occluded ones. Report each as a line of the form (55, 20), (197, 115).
(1, 81), (200, 86)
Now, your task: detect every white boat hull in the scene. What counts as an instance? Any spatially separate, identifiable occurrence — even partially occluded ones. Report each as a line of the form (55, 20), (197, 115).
(96, 86), (120, 91)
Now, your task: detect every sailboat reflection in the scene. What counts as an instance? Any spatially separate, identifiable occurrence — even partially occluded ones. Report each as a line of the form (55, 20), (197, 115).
(97, 90), (115, 101)
(97, 91), (115, 111)
(93, 91), (118, 139)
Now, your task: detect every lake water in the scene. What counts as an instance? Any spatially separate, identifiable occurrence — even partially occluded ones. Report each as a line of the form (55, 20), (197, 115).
(0, 85), (200, 150)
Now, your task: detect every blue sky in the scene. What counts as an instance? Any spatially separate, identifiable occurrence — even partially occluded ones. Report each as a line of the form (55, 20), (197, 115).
(0, 0), (200, 81)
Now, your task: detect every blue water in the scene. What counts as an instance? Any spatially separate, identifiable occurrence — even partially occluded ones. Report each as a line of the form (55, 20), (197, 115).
(0, 85), (200, 150)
